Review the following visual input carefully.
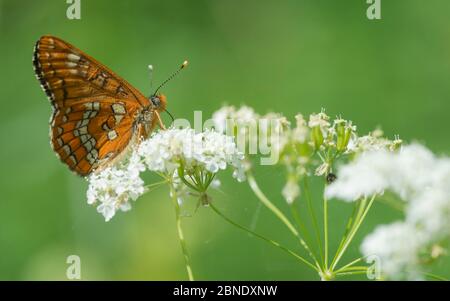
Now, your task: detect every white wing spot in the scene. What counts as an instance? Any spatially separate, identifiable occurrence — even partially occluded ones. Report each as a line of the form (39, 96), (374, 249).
(66, 62), (77, 68)
(86, 149), (99, 165)
(112, 103), (126, 114)
(78, 126), (88, 135)
(67, 53), (81, 62)
(83, 110), (97, 119)
(84, 138), (96, 152)
(107, 130), (118, 141)
(62, 145), (71, 156)
(76, 119), (89, 128)
(79, 134), (90, 143)
(114, 114), (124, 125)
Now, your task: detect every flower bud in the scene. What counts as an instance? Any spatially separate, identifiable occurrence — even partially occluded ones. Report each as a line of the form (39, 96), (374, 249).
(336, 122), (353, 152)
(311, 126), (324, 149)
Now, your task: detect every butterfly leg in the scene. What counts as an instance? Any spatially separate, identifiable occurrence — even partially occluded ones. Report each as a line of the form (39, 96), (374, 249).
(155, 111), (166, 130)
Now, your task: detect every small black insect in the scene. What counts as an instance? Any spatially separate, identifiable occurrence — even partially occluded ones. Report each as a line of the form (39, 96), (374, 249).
(326, 173), (337, 184)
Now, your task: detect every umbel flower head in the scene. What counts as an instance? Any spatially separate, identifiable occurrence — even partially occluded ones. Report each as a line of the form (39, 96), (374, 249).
(212, 105), (289, 157)
(211, 105), (401, 205)
(138, 127), (245, 181)
(86, 127), (245, 221)
(326, 143), (450, 279)
(212, 105), (260, 134)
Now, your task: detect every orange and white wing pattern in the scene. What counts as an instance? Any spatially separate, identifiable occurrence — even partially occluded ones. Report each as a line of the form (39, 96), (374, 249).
(33, 35), (154, 176)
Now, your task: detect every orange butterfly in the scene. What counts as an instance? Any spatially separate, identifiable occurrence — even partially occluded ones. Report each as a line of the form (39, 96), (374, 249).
(33, 35), (186, 176)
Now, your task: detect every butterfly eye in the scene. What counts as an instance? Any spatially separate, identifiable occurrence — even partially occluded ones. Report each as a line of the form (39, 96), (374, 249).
(151, 96), (161, 108)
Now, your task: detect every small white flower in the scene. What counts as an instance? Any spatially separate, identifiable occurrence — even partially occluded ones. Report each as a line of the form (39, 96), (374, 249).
(96, 195), (117, 222)
(282, 177), (300, 204)
(292, 114), (309, 143)
(235, 106), (259, 124)
(308, 109), (330, 130)
(210, 179), (221, 189)
(211, 106), (235, 133)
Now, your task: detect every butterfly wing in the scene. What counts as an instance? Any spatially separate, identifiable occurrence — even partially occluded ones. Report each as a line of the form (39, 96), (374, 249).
(50, 99), (140, 176)
(33, 35), (153, 176)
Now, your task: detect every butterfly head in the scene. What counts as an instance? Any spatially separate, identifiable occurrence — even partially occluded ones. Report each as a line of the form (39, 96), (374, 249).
(150, 94), (167, 112)
(148, 60), (187, 125)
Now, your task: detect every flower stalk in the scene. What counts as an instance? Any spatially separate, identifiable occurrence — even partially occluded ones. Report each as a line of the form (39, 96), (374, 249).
(170, 185), (195, 281)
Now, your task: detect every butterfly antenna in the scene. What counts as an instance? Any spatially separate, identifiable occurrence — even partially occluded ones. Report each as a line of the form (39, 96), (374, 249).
(153, 60), (188, 95)
(165, 109), (175, 123)
(148, 64), (154, 90)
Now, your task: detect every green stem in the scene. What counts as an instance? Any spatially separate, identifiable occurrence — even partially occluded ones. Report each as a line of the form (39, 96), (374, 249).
(247, 173), (298, 235)
(335, 271), (368, 277)
(422, 272), (449, 281)
(330, 195), (376, 271)
(247, 172), (320, 269)
(338, 266), (368, 272)
(331, 198), (367, 269)
(334, 202), (359, 256)
(289, 203), (316, 257)
(209, 202), (319, 272)
(335, 256), (364, 274)
(323, 190), (329, 270)
(144, 179), (168, 189)
(303, 177), (324, 266)
(178, 168), (200, 191)
(170, 185), (194, 281)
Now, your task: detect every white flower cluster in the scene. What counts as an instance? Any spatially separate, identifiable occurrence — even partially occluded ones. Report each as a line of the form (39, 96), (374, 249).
(326, 143), (450, 279)
(360, 222), (424, 280)
(87, 152), (145, 222)
(347, 130), (402, 154)
(138, 127), (245, 181)
(212, 105), (260, 134)
(86, 127), (245, 221)
(212, 105), (289, 146)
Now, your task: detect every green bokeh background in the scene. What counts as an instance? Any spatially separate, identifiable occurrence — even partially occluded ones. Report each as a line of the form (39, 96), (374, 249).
(0, 0), (449, 280)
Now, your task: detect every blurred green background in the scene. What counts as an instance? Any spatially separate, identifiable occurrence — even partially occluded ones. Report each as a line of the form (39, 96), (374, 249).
(0, 0), (449, 280)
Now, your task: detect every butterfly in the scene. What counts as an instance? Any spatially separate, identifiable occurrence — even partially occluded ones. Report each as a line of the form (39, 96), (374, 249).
(33, 35), (187, 176)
